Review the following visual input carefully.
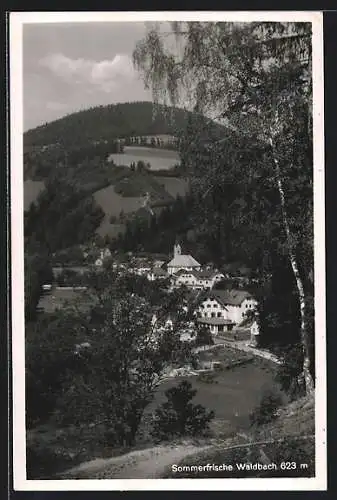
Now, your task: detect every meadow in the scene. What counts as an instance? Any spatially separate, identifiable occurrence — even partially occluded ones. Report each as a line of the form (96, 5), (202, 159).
(108, 146), (179, 170)
(145, 357), (282, 434)
(154, 176), (189, 198)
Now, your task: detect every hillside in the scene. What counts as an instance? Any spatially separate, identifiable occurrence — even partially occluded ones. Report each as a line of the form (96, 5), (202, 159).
(23, 101), (234, 243)
(59, 394), (314, 479)
(24, 101), (227, 150)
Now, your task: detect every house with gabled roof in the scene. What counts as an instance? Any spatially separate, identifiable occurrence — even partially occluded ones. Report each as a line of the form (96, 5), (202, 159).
(173, 268), (224, 290)
(147, 267), (168, 281)
(196, 289), (258, 335)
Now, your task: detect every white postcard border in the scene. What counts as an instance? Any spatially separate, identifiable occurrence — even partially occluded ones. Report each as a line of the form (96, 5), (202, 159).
(10, 10), (326, 491)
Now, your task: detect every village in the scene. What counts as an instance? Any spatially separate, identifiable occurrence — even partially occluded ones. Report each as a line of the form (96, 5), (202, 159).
(39, 240), (264, 364)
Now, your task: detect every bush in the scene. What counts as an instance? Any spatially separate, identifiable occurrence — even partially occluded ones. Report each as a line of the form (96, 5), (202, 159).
(151, 380), (215, 441)
(275, 343), (307, 401)
(195, 325), (214, 346)
(249, 389), (283, 428)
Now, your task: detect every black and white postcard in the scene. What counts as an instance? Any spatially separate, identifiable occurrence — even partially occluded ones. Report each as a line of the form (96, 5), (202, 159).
(10, 11), (326, 491)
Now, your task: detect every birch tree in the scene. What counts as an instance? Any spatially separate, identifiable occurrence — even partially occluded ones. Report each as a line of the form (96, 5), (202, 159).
(133, 21), (314, 394)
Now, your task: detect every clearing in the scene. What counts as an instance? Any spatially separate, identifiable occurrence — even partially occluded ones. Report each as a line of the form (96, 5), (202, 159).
(108, 146), (179, 170)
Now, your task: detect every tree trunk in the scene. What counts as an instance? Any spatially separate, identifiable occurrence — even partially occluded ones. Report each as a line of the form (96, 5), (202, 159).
(269, 137), (314, 395)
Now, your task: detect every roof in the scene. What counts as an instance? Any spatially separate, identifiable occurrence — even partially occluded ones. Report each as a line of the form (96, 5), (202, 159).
(205, 289), (254, 307)
(167, 254), (201, 268)
(174, 268), (223, 280)
(193, 270), (223, 279)
(152, 267), (167, 277)
(197, 317), (234, 326)
(152, 267), (167, 276)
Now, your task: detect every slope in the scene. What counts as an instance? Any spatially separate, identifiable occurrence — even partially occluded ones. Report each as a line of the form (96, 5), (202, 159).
(59, 394), (314, 479)
(24, 101), (227, 150)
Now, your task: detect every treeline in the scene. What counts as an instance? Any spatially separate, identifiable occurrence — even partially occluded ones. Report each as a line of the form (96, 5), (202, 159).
(24, 139), (121, 180)
(123, 135), (178, 150)
(24, 178), (105, 320)
(25, 178), (105, 253)
(114, 194), (195, 255)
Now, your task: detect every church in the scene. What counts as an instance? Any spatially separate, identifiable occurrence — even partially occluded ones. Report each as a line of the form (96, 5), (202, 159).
(167, 243), (201, 275)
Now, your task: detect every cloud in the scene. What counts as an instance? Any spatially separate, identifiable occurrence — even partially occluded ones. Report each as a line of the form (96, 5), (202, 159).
(39, 52), (136, 92)
(45, 101), (68, 111)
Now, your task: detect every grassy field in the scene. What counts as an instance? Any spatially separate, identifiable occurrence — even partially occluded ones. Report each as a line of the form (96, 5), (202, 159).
(108, 146), (179, 170)
(93, 184), (145, 217)
(146, 358), (282, 433)
(154, 176), (189, 198)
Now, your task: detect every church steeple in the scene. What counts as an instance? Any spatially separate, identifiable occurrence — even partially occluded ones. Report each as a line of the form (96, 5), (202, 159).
(174, 241), (182, 257)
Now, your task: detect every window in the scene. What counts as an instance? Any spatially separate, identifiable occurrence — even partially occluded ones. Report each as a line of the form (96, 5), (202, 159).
(207, 304), (211, 308)
(211, 312), (215, 318)
(217, 312), (222, 318)
(213, 303), (218, 308)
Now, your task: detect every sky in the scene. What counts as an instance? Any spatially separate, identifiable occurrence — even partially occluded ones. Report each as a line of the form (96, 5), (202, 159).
(23, 22), (153, 131)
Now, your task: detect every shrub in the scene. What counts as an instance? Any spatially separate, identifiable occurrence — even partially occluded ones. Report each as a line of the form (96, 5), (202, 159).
(195, 325), (214, 346)
(151, 380), (215, 441)
(249, 389), (283, 428)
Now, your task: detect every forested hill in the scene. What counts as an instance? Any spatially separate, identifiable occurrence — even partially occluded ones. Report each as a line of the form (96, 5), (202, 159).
(24, 101), (228, 150)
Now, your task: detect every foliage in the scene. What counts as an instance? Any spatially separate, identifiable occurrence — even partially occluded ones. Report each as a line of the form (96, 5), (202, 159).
(117, 192), (196, 255)
(151, 380), (215, 441)
(195, 325), (214, 346)
(26, 272), (195, 447)
(24, 101), (225, 151)
(26, 311), (88, 427)
(24, 177), (105, 253)
(249, 389), (283, 428)
(113, 170), (172, 201)
(133, 21), (314, 390)
(274, 343), (307, 400)
(24, 250), (53, 321)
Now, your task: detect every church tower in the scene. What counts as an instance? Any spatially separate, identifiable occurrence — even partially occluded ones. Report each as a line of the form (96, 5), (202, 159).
(174, 242), (182, 257)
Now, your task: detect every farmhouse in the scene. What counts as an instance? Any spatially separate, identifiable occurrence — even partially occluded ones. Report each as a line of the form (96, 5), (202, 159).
(196, 289), (258, 335)
(167, 243), (201, 275)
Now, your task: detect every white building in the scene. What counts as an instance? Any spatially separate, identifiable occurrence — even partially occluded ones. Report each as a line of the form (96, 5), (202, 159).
(167, 243), (201, 275)
(174, 269), (224, 290)
(196, 289), (258, 335)
(147, 267), (168, 281)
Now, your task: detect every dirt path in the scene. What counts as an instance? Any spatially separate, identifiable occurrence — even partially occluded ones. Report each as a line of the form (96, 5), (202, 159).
(61, 442), (214, 479)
